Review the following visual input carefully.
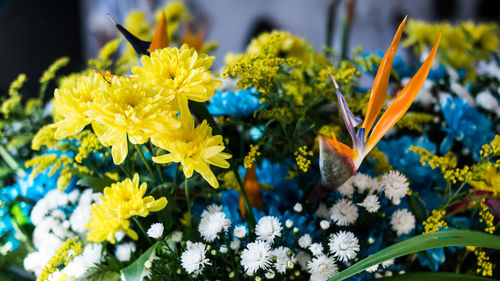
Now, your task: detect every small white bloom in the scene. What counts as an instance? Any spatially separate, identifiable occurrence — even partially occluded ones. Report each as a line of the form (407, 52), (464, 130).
(298, 234), (312, 248)
(230, 239), (241, 251)
(219, 245), (228, 254)
(315, 203), (330, 219)
(320, 220), (330, 230)
(381, 170), (409, 205)
(293, 203), (303, 212)
(329, 198), (359, 226)
(385, 271), (393, 277)
(352, 173), (381, 194)
(382, 259), (394, 268)
(255, 216), (282, 244)
(272, 246), (294, 274)
(390, 209), (415, 236)
(147, 223), (164, 239)
(234, 225), (247, 239)
(285, 219), (293, 228)
(328, 231), (359, 262)
(240, 240), (272, 275)
(203, 204), (223, 217)
(476, 91), (500, 116)
(296, 250), (311, 270)
(181, 242), (210, 275)
(169, 231), (183, 243)
(366, 264), (379, 273)
(337, 178), (354, 197)
(307, 255), (338, 281)
(265, 270), (276, 279)
(198, 211), (231, 242)
(357, 194), (380, 213)
(368, 237), (375, 244)
(115, 242), (136, 262)
(309, 243), (324, 257)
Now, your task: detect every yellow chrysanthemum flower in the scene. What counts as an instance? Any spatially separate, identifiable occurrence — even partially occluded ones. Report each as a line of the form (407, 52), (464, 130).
(132, 45), (223, 116)
(85, 204), (138, 244)
(101, 174), (167, 218)
(152, 118), (231, 188)
(52, 72), (105, 139)
(86, 174), (167, 243)
(88, 77), (180, 164)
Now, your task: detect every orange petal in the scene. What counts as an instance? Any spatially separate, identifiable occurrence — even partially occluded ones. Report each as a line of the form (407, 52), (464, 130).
(239, 165), (263, 219)
(366, 32), (441, 152)
(325, 133), (358, 161)
(149, 12), (169, 52)
(362, 16), (407, 140)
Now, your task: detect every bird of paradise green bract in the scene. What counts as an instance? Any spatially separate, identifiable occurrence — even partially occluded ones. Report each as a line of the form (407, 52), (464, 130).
(318, 17), (441, 191)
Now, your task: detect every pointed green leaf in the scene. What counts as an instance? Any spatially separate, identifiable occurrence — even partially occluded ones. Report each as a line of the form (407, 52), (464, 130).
(376, 272), (494, 281)
(329, 230), (500, 281)
(121, 242), (159, 281)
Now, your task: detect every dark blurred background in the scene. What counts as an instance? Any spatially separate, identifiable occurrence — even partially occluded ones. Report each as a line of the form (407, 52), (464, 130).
(1, 0), (500, 96)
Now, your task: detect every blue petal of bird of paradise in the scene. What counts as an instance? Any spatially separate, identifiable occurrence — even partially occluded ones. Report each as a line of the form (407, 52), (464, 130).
(334, 82), (364, 152)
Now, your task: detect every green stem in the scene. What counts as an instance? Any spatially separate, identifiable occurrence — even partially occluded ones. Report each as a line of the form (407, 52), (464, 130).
(325, 0), (339, 51)
(189, 101), (257, 229)
(135, 144), (160, 183)
(146, 142), (165, 183)
(119, 163), (133, 178)
(185, 177), (191, 226)
(0, 144), (25, 178)
(133, 216), (153, 244)
(174, 163), (180, 185)
(340, 0), (355, 60)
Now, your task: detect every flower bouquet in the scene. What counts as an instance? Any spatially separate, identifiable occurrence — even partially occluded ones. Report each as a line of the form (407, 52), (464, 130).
(0, 2), (499, 281)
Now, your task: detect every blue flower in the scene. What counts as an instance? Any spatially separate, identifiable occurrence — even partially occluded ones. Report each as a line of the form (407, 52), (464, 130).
(439, 94), (495, 159)
(378, 135), (441, 189)
(207, 87), (263, 118)
(418, 247), (446, 271)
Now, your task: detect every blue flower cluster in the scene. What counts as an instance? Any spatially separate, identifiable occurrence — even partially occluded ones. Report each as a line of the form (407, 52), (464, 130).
(439, 94), (495, 159)
(207, 87), (263, 118)
(0, 170), (58, 251)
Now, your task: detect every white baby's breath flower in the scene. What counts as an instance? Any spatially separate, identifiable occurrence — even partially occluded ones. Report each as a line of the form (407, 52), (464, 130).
(219, 245), (228, 254)
(337, 178), (354, 197)
(115, 242), (136, 262)
(366, 264), (379, 273)
(329, 198), (359, 226)
(298, 234), (312, 249)
(381, 170), (409, 205)
(328, 231), (359, 262)
(382, 259), (394, 268)
(230, 239), (241, 251)
(234, 225), (247, 239)
(198, 211), (231, 242)
(307, 255), (338, 281)
(309, 243), (324, 257)
(203, 204), (223, 216)
(285, 219), (293, 228)
(272, 246), (294, 274)
(169, 231), (183, 243)
(265, 270), (276, 279)
(296, 250), (311, 270)
(315, 203), (330, 219)
(352, 173), (381, 194)
(320, 220), (330, 230)
(293, 203), (303, 212)
(390, 209), (415, 236)
(181, 242), (210, 275)
(255, 216), (282, 244)
(357, 194), (380, 213)
(240, 240), (272, 275)
(147, 223), (164, 239)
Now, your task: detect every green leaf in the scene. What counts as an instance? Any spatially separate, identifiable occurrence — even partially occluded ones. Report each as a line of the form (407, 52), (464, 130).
(76, 175), (116, 192)
(86, 269), (121, 281)
(376, 272), (494, 281)
(328, 230), (500, 281)
(121, 242), (159, 281)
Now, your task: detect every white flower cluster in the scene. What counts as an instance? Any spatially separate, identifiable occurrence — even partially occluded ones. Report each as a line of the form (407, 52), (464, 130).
(24, 188), (103, 278)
